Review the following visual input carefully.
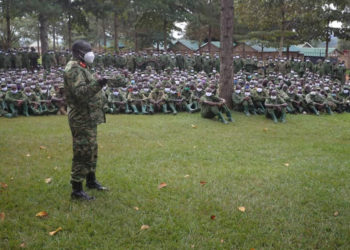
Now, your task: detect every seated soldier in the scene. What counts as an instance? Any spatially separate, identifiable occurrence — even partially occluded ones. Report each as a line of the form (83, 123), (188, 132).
(191, 84), (204, 112)
(232, 86), (256, 116)
(5, 85), (29, 117)
(149, 84), (169, 114)
(251, 84), (267, 114)
(39, 85), (58, 115)
(166, 85), (182, 115)
(200, 87), (233, 124)
(108, 87), (127, 114)
(23, 87), (43, 115)
(305, 87), (332, 115)
(264, 89), (287, 123)
(127, 87), (148, 114)
(51, 84), (67, 115)
(181, 83), (195, 113)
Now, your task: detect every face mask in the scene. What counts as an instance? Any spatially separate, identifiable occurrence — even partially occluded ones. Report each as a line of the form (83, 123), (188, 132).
(84, 51), (95, 64)
(310, 91), (316, 95)
(235, 90), (241, 94)
(175, 81), (180, 85)
(143, 88), (149, 92)
(170, 90), (177, 94)
(39, 82), (44, 86)
(30, 85), (36, 89)
(344, 90), (349, 94)
(324, 87), (329, 91)
(2, 87), (7, 91)
(245, 92), (250, 96)
(197, 88), (202, 92)
(11, 90), (18, 94)
(25, 92), (32, 96)
(184, 87), (190, 91)
(332, 93), (336, 96)
(133, 91), (138, 95)
(164, 88), (170, 92)
(298, 87), (302, 90)
(103, 86), (107, 91)
(205, 92), (212, 97)
(257, 88), (262, 92)
(131, 80), (135, 84)
(113, 91), (119, 96)
(271, 96), (277, 100)
(121, 88), (127, 91)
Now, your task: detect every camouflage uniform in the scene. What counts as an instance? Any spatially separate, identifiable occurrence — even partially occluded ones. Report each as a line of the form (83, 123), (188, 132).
(64, 60), (105, 183)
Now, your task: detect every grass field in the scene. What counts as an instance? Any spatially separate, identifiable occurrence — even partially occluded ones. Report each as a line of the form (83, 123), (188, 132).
(1, 113), (350, 249)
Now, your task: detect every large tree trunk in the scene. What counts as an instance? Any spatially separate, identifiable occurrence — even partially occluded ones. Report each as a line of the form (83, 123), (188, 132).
(219, 0), (234, 108)
(208, 25), (212, 54)
(163, 19), (167, 51)
(102, 17), (107, 51)
(135, 31), (138, 52)
(39, 13), (49, 55)
(114, 12), (119, 54)
(37, 22), (40, 56)
(5, 0), (11, 50)
(279, 9), (285, 57)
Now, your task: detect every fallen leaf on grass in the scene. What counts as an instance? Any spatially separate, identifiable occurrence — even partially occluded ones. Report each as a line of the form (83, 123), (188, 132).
(54, 166), (58, 170)
(158, 182), (167, 189)
(238, 206), (246, 212)
(140, 225), (150, 230)
(36, 211), (48, 218)
(49, 227), (62, 236)
(0, 212), (5, 221)
(157, 141), (164, 147)
(10, 177), (14, 181)
(39, 146), (46, 150)
(220, 239), (224, 243)
(250, 248), (256, 250)
(134, 207), (139, 211)
(47, 156), (52, 159)
(19, 242), (26, 248)
(200, 181), (207, 186)
(184, 175), (190, 178)
(263, 128), (268, 132)
(191, 124), (197, 128)
(26, 153), (31, 157)
(334, 211), (339, 217)
(45, 178), (52, 184)
(210, 215), (216, 220)
(0, 183), (8, 189)
(191, 244), (195, 248)
(284, 163), (290, 167)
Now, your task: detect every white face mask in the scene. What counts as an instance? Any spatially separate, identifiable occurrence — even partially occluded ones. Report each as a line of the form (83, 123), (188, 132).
(205, 92), (212, 97)
(164, 88), (170, 92)
(310, 91), (316, 95)
(84, 51), (95, 64)
(344, 90), (349, 94)
(39, 82), (44, 86)
(197, 88), (202, 92)
(25, 92), (32, 96)
(2, 87), (7, 91)
(257, 88), (262, 92)
(175, 81), (180, 85)
(132, 91), (138, 95)
(41, 90), (47, 94)
(11, 90), (18, 94)
(271, 96), (277, 100)
(324, 87), (329, 91)
(170, 90), (177, 94)
(235, 90), (241, 94)
(143, 88), (149, 92)
(30, 85), (36, 89)
(245, 92), (250, 96)
(121, 88), (127, 91)
(103, 86), (107, 91)
(113, 92), (119, 96)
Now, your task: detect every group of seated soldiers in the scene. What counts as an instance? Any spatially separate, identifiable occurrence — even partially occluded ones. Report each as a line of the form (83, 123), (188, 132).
(0, 55), (349, 124)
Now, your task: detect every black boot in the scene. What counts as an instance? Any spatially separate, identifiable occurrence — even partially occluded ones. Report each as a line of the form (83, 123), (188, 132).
(86, 172), (108, 191)
(71, 181), (95, 200)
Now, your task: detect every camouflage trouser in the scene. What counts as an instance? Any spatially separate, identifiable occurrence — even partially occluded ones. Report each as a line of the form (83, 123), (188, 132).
(70, 125), (98, 183)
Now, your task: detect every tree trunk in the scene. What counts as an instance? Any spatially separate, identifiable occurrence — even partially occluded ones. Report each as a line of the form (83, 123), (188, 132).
(39, 13), (49, 55)
(325, 38), (329, 58)
(279, 9), (285, 57)
(37, 22), (40, 56)
(208, 25), (212, 54)
(114, 12), (119, 54)
(5, 0), (11, 50)
(102, 17), (107, 51)
(97, 17), (101, 51)
(68, 14), (72, 50)
(219, 0), (234, 108)
(53, 25), (56, 52)
(163, 19), (167, 51)
(243, 42), (246, 58)
(157, 41), (160, 51)
(135, 31), (138, 52)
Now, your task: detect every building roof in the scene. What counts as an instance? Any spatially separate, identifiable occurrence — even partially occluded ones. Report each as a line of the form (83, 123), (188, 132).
(200, 41), (237, 49)
(175, 39), (201, 51)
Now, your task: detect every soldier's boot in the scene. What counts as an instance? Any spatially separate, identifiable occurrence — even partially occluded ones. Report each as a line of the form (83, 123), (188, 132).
(185, 104), (195, 113)
(218, 113), (228, 124)
(280, 112), (287, 123)
(243, 105), (250, 116)
(125, 104), (132, 114)
(131, 104), (139, 114)
(23, 103), (29, 117)
(141, 105), (148, 115)
(71, 181), (95, 201)
(250, 106), (257, 115)
(311, 106), (319, 116)
(326, 106), (333, 115)
(226, 111), (234, 122)
(149, 105), (154, 114)
(86, 172), (108, 191)
(169, 103), (177, 115)
(193, 102), (201, 112)
(9, 103), (18, 117)
(270, 112), (278, 123)
(162, 104), (170, 114)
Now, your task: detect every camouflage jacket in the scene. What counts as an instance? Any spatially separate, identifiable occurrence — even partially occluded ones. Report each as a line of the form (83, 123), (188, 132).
(64, 60), (105, 127)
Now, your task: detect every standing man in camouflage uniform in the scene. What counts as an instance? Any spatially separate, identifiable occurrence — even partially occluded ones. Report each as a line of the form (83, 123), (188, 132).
(64, 40), (108, 201)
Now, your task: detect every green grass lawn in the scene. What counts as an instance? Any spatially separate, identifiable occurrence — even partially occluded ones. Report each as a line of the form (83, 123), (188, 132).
(1, 113), (350, 249)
